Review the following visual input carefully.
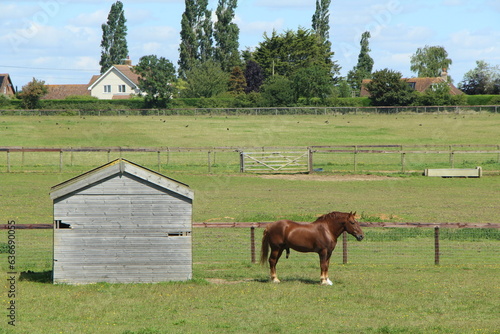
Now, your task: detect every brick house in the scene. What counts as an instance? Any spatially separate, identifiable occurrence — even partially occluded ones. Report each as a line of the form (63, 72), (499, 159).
(360, 69), (463, 97)
(0, 74), (15, 96)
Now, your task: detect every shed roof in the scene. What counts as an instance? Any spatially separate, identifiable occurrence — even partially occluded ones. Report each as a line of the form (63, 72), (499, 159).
(50, 159), (193, 201)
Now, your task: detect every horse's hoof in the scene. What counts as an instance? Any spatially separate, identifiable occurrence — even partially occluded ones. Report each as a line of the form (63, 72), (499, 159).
(272, 278), (281, 283)
(321, 278), (333, 286)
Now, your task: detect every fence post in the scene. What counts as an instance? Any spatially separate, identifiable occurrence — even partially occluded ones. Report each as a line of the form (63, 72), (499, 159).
(308, 148), (313, 173)
(434, 226), (440, 265)
(7, 150), (10, 173)
(250, 226), (256, 263)
(157, 151), (161, 172)
(401, 152), (406, 173)
(342, 231), (348, 264)
(353, 146), (358, 173)
(208, 151), (211, 173)
(59, 150), (63, 172)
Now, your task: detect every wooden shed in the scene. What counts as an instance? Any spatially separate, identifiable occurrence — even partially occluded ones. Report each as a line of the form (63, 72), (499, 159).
(50, 159), (194, 284)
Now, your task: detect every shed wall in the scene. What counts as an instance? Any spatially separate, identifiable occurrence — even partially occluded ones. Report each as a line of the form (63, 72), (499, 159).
(53, 174), (192, 284)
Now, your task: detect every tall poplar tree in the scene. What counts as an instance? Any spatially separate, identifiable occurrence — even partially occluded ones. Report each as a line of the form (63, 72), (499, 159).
(99, 1), (128, 73)
(213, 0), (240, 72)
(312, 0), (331, 42)
(347, 31), (374, 91)
(178, 0), (213, 79)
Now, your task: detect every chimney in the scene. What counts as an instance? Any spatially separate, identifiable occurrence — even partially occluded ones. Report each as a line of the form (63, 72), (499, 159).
(123, 56), (132, 66)
(440, 68), (448, 81)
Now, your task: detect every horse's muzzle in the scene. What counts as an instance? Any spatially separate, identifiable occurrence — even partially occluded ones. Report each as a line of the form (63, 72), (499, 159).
(356, 235), (364, 241)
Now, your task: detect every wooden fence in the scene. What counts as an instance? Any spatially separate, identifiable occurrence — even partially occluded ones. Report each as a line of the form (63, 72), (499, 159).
(4, 222), (499, 266)
(1, 145), (499, 173)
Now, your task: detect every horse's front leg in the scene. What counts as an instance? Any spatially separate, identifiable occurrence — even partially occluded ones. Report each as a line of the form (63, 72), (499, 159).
(269, 247), (284, 283)
(319, 249), (333, 286)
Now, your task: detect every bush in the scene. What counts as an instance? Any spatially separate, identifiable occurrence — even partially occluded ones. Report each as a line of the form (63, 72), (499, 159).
(466, 95), (499, 105)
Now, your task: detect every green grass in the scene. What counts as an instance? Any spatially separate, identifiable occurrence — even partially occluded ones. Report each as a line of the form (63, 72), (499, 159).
(0, 113), (499, 333)
(0, 113), (499, 147)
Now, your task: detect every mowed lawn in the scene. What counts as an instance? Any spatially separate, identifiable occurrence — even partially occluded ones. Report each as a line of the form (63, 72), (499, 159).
(0, 113), (499, 333)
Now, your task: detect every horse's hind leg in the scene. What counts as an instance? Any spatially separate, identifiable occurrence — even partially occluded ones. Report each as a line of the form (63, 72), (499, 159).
(269, 247), (284, 283)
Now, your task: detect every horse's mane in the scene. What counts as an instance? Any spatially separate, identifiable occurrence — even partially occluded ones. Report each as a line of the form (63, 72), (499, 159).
(312, 211), (346, 223)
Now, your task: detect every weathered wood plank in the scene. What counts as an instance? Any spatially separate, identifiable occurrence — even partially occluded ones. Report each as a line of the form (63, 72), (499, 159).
(424, 166), (482, 178)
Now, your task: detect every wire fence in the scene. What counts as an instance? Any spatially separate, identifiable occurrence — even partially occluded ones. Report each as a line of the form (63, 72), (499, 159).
(2, 225), (499, 283)
(1, 145), (499, 174)
(1, 105), (500, 116)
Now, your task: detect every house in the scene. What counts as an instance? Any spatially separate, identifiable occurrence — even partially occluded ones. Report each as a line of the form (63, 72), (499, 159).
(42, 84), (91, 100)
(360, 69), (463, 97)
(87, 58), (141, 100)
(0, 74), (15, 96)
(50, 158), (194, 284)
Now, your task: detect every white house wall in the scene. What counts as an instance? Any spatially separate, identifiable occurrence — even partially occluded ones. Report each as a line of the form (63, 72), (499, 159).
(89, 68), (140, 100)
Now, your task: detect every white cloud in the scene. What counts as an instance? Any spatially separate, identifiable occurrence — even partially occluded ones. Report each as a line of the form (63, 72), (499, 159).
(254, 0), (311, 9)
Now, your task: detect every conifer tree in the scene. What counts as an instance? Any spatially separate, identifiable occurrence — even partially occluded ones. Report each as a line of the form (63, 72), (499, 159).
(347, 31), (374, 92)
(228, 66), (246, 95)
(99, 1), (128, 73)
(312, 0), (331, 42)
(214, 0), (240, 72)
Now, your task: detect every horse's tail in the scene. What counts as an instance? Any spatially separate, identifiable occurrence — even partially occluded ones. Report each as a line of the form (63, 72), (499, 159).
(260, 227), (270, 265)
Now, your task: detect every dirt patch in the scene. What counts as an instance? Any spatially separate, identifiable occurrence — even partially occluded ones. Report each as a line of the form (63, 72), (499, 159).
(258, 174), (393, 182)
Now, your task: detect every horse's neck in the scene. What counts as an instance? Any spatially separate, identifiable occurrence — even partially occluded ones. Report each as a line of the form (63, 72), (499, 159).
(317, 219), (345, 239)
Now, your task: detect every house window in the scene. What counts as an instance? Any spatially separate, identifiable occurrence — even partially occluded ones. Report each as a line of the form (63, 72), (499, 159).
(104, 85), (111, 93)
(407, 82), (416, 90)
(118, 85), (126, 93)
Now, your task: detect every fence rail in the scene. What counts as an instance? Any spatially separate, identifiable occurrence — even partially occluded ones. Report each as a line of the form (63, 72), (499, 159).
(1, 145), (499, 173)
(2, 222), (499, 268)
(1, 105), (500, 116)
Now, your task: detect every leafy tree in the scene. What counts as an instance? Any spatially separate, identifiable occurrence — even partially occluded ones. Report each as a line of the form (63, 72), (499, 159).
(347, 31), (374, 92)
(184, 60), (229, 98)
(19, 78), (48, 109)
(458, 60), (500, 95)
(214, 0), (240, 72)
(244, 60), (264, 93)
(133, 55), (177, 107)
(292, 65), (333, 102)
(228, 66), (246, 95)
(410, 45), (452, 78)
(178, 0), (212, 79)
(254, 28), (339, 79)
(365, 69), (416, 106)
(260, 75), (296, 107)
(99, 1), (128, 73)
(312, 0), (331, 42)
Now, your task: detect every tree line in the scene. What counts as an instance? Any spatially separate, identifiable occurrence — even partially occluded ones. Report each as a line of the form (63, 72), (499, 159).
(15, 1), (500, 109)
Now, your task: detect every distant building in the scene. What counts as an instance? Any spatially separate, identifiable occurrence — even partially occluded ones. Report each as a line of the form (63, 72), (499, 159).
(42, 84), (90, 100)
(0, 74), (15, 96)
(87, 58), (141, 100)
(360, 69), (463, 97)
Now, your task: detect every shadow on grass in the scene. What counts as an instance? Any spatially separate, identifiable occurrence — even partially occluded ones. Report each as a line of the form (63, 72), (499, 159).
(254, 277), (319, 285)
(19, 270), (52, 283)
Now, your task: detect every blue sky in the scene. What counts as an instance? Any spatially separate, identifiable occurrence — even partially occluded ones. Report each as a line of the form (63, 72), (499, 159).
(1, 0), (499, 88)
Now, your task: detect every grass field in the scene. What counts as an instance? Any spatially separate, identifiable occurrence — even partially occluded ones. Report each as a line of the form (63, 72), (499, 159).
(1, 113), (499, 333)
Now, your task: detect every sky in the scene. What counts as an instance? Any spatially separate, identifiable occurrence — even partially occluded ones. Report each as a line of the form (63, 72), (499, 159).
(1, 0), (499, 88)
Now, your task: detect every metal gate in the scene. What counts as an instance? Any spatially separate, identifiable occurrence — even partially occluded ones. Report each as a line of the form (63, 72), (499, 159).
(239, 151), (310, 173)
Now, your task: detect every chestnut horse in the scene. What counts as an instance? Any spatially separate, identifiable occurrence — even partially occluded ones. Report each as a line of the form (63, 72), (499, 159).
(260, 211), (364, 285)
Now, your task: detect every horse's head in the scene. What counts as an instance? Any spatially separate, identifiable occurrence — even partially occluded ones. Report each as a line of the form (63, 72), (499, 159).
(344, 211), (364, 241)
